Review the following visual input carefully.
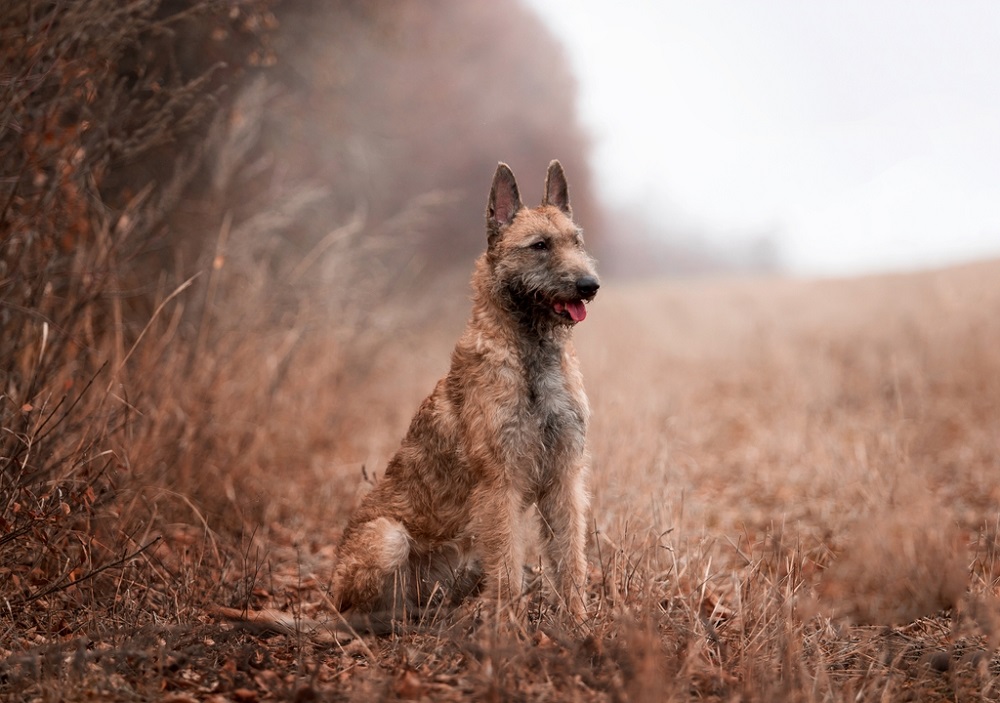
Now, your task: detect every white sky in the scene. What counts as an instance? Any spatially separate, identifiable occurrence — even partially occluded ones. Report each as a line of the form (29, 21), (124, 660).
(524, 0), (1000, 275)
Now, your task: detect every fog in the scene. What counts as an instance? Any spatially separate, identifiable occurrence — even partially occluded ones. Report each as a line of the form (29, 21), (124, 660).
(525, 0), (1000, 276)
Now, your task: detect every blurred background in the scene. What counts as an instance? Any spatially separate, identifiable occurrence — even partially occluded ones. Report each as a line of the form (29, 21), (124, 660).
(228, 0), (1000, 281)
(527, 0), (1000, 277)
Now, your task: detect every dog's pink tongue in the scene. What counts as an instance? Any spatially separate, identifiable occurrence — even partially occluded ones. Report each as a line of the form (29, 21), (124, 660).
(564, 300), (587, 322)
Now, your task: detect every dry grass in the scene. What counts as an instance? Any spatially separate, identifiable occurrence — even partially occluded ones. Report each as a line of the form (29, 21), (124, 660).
(5, 240), (1000, 700)
(69, 257), (988, 703)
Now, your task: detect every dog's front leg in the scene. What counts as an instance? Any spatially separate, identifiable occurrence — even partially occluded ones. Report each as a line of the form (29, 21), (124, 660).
(469, 481), (525, 613)
(538, 466), (590, 620)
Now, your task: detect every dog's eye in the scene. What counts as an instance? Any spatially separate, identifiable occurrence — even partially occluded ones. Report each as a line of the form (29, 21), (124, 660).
(530, 240), (549, 251)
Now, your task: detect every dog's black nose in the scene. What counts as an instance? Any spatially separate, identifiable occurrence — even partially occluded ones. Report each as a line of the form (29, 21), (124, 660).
(575, 275), (600, 298)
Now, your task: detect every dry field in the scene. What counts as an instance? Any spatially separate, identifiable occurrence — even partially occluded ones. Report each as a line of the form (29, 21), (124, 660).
(225, 260), (1000, 701)
(4, 259), (1000, 701)
(11, 2), (998, 700)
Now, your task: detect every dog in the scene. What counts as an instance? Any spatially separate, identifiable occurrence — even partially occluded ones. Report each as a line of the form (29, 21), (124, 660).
(333, 160), (599, 625)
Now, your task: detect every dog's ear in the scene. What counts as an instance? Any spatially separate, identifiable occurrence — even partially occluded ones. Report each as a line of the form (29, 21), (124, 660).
(487, 163), (522, 245)
(542, 160), (571, 217)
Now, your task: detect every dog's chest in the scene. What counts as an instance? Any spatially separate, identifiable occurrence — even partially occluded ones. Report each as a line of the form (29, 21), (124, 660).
(521, 348), (586, 464)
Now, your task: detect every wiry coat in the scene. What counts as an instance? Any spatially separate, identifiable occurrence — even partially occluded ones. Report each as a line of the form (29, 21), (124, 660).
(333, 161), (598, 622)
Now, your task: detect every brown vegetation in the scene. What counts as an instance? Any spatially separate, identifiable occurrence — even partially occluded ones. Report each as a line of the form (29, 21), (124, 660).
(3, 0), (1000, 700)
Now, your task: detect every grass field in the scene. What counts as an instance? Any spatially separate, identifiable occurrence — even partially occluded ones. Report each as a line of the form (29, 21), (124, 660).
(4, 259), (1000, 701)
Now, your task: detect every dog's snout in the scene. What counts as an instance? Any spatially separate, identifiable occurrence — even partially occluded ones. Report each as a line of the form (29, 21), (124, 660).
(575, 275), (600, 298)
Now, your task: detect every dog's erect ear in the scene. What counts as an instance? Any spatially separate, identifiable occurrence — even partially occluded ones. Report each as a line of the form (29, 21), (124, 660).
(542, 159), (571, 217)
(487, 163), (522, 244)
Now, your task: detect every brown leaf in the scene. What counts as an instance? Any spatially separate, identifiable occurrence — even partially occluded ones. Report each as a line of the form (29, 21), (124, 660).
(532, 630), (553, 649)
(232, 688), (258, 703)
(393, 668), (424, 700)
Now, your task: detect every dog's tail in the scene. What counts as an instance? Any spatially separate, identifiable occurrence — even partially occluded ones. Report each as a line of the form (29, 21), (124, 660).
(210, 605), (396, 644)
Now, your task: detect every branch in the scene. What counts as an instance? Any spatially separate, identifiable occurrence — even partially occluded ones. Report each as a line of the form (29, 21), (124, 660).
(13, 536), (162, 606)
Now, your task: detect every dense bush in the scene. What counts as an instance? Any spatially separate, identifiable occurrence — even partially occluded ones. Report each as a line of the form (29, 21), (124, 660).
(1, 0), (278, 631)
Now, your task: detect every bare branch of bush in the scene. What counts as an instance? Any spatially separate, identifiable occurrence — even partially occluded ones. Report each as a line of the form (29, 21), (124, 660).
(1, 0), (279, 659)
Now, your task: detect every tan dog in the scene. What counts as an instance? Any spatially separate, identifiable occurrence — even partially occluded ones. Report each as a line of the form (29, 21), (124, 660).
(333, 161), (599, 625)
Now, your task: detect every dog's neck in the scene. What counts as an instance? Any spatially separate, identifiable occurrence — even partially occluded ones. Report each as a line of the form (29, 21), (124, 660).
(468, 257), (572, 355)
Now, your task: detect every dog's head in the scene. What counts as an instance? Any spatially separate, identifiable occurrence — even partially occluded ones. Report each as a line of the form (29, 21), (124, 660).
(485, 160), (599, 326)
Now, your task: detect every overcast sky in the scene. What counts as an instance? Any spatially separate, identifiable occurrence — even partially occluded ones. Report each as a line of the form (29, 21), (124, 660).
(524, 0), (1000, 276)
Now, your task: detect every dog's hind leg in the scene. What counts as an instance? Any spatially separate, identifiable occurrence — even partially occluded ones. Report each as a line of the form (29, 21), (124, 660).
(332, 516), (412, 614)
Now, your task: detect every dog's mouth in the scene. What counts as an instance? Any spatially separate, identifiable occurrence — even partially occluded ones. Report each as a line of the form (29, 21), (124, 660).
(553, 299), (588, 323)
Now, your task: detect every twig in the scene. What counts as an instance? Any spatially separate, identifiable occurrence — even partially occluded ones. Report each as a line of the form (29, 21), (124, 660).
(194, 212), (231, 361)
(106, 273), (200, 394)
(290, 204), (367, 283)
(14, 536), (162, 606)
(35, 361), (109, 444)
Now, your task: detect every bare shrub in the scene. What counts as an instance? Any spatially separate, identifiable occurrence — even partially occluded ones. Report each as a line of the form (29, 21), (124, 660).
(0, 0), (278, 657)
